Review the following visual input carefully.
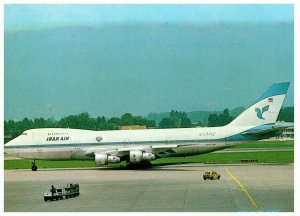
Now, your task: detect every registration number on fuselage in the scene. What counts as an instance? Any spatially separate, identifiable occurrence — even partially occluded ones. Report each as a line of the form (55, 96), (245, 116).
(199, 131), (216, 137)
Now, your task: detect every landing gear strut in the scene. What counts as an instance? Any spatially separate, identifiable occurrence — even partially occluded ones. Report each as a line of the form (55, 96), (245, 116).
(31, 160), (37, 171)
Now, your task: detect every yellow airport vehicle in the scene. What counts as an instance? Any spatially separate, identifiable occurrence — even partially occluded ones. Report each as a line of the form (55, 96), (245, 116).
(203, 171), (221, 180)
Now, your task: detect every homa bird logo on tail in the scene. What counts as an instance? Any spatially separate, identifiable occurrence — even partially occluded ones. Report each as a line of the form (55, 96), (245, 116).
(255, 105), (269, 119)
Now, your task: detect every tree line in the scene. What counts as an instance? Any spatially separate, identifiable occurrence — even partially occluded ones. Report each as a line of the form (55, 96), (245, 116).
(277, 106), (294, 122)
(4, 113), (156, 139)
(4, 106), (294, 139)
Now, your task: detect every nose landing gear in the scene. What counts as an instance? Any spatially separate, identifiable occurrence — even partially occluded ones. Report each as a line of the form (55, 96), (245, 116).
(31, 160), (38, 171)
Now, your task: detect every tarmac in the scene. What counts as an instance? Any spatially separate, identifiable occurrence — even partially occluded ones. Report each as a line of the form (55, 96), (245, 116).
(4, 163), (294, 212)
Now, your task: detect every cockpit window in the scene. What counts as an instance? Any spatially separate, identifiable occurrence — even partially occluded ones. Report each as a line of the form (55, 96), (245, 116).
(22, 133), (27, 135)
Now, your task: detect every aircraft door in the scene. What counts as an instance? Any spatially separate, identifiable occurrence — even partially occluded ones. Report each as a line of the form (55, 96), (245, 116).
(37, 144), (42, 152)
(75, 142), (80, 150)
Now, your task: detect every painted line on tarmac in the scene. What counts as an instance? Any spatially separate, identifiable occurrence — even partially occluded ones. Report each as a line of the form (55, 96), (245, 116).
(224, 167), (259, 210)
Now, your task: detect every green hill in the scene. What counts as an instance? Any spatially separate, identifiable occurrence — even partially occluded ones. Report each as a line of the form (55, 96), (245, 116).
(147, 107), (244, 125)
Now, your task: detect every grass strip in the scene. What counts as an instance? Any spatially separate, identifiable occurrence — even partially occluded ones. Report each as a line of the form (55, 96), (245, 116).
(4, 151), (293, 170)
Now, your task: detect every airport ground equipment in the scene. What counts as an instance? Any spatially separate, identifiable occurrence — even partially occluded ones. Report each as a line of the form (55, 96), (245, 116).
(203, 171), (221, 180)
(241, 159), (258, 163)
(44, 183), (80, 201)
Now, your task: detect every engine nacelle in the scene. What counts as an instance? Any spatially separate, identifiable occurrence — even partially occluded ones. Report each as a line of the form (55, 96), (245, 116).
(95, 154), (120, 165)
(142, 152), (156, 161)
(130, 150), (156, 163)
(108, 155), (120, 163)
(95, 154), (108, 165)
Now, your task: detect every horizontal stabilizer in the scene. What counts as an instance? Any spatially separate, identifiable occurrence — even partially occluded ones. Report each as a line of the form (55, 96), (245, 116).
(241, 122), (293, 136)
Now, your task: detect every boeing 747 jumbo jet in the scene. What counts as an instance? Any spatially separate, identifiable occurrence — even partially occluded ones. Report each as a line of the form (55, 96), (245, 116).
(4, 82), (292, 171)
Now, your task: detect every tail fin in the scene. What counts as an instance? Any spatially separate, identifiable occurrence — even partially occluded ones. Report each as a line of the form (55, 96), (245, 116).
(228, 82), (290, 127)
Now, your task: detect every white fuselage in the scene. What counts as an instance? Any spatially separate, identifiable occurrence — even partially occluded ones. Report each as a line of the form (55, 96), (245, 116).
(4, 125), (250, 160)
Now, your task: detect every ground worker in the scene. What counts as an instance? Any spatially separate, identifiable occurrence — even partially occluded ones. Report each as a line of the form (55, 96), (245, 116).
(50, 185), (56, 198)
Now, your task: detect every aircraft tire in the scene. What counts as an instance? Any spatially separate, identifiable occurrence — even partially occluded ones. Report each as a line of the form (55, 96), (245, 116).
(126, 161), (152, 169)
(141, 160), (152, 168)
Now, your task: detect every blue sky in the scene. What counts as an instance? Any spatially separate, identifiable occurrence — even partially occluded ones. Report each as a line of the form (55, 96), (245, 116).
(4, 4), (294, 120)
(5, 4), (294, 30)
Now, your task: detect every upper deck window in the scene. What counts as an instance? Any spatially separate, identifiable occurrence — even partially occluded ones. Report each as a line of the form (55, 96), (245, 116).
(48, 132), (69, 136)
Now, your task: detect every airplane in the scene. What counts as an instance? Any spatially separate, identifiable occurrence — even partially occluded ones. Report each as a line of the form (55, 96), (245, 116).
(4, 82), (293, 171)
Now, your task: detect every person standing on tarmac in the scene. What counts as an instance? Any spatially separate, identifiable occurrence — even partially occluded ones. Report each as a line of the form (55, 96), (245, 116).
(51, 185), (56, 199)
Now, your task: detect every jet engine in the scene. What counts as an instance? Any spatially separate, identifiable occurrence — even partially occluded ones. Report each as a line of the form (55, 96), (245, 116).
(95, 154), (120, 165)
(129, 150), (156, 163)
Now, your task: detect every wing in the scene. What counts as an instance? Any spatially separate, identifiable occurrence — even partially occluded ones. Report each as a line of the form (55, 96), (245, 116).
(84, 144), (180, 158)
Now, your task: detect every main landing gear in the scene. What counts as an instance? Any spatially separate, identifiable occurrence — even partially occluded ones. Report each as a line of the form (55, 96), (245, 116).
(31, 160), (38, 171)
(125, 161), (152, 169)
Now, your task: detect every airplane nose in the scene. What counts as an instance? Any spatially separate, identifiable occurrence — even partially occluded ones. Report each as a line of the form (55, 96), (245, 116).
(4, 140), (14, 155)
(4, 145), (9, 155)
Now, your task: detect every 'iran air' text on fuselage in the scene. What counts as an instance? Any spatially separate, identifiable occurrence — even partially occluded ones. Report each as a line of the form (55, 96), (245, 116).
(46, 137), (70, 141)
